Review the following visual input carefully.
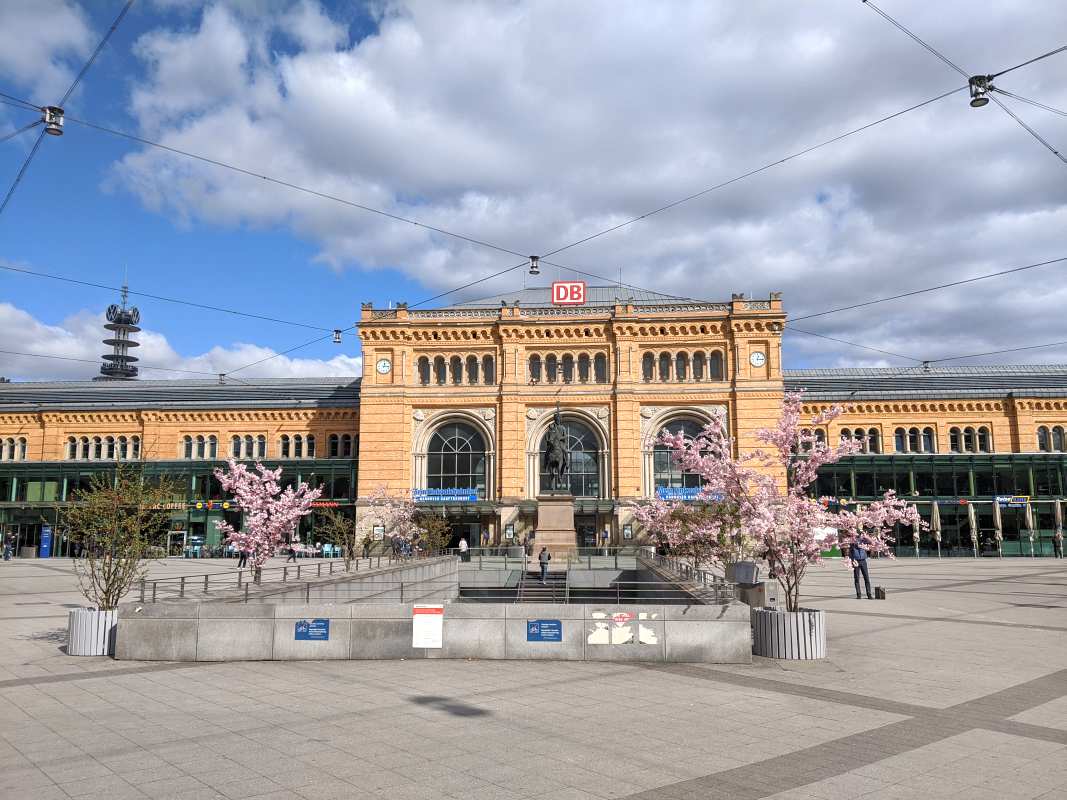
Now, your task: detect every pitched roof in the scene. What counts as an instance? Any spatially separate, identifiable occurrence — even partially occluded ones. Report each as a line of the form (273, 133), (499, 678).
(0, 377), (361, 412)
(784, 365), (1067, 401)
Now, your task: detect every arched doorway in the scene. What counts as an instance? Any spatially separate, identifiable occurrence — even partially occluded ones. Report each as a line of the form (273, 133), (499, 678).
(426, 422), (488, 549)
(652, 418), (705, 494)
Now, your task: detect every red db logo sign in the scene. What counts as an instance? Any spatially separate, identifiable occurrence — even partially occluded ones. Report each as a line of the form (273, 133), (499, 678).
(551, 281), (586, 306)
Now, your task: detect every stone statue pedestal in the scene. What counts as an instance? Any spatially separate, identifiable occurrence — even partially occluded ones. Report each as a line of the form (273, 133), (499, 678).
(535, 494), (576, 558)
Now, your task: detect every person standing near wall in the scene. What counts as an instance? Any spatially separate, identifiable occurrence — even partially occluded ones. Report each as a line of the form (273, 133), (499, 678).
(538, 546), (551, 584)
(1054, 530), (1064, 559)
(850, 537), (873, 599)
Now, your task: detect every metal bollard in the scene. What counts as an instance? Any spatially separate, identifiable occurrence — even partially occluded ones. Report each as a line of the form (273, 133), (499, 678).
(152, 582), (157, 603)
(297, 564), (301, 581)
(283, 567), (288, 583)
(179, 577), (185, 598)
(204, 575), (209, 593)
(244, 583), (249, 603)
(400, 581), (404, 602)
(237, 571), (242, 588)
(330, 561), (334, 575)
(139, 579), (145, 603)
(305, 583), (310, 603)
(317, 563), (322, 578)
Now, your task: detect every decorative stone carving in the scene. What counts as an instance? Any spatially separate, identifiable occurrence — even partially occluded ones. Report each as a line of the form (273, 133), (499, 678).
(640, 407), (655, 419)
(639, 405), (727, 441)
(526, 408), (541, 420)
(481, 408), (496, 420)
(596, 407), (609, 420)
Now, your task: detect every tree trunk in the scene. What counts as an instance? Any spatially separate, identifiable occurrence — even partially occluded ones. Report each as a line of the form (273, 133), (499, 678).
(253, 567), (262, 585)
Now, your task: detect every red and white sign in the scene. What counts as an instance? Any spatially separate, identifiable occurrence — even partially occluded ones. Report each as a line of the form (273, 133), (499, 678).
(551, 280), (587, 306)
(412, 604), (444, 648)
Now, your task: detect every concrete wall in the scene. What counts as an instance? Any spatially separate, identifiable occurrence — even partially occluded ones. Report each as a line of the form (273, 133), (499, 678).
(116, 600), (751, 664)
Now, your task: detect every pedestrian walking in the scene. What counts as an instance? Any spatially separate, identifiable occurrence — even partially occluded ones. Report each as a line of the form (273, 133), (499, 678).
(458, 537), (469, 562)
(850, 537), (873, 600)
(362, 536), (371, 559)
(538, 546), (551, 584)
(286, 544), (298, 563)
(2, 534), (13, 561)
(237, 548), (248, 569)
(1054, 530), (1064, 559)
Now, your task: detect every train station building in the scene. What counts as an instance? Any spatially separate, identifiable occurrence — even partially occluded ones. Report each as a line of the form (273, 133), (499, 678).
(2, 285), (1067, 557)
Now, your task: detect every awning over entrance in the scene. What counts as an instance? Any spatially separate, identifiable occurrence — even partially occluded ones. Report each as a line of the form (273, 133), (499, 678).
(517, 500), (616, 514)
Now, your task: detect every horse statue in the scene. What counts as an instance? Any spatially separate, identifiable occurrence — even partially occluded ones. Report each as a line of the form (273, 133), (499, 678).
(542, 408), (569, 492)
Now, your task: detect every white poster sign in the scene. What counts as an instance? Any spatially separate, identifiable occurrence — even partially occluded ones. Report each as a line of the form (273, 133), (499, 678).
(412, 605), (444, 648)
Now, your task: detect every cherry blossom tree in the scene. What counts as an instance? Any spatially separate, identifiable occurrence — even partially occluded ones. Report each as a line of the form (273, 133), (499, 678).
(641, 393), (924, 611)
(214, 459), (322, 582)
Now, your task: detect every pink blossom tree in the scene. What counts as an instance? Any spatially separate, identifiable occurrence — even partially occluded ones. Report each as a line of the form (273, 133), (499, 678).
(214, 459), (322, 582)
(641, 393), (924, 611)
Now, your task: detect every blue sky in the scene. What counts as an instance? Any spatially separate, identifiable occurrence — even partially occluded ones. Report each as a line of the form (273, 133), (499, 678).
(2, 1), (1066, 380)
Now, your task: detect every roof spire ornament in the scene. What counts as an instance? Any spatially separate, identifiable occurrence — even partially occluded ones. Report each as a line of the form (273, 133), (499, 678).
(95, 282), (141, 381)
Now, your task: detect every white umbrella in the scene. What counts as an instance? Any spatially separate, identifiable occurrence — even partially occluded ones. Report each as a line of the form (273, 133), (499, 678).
(967, 502), (978, 558)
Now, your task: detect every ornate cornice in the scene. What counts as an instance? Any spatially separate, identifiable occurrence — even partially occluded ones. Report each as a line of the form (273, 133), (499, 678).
(803, 400), (1006, 415)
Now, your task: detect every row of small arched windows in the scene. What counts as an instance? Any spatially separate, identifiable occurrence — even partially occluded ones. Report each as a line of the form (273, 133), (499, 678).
(0, 437), (27, 461)
(841, 428), (882, 454)
(183, 434), (356, 460)
(642, 351), (724, 383)
(949, 426), (992, 453)
(418, 355), (496, 386)
(66, 436), (141, 461)
(1036, 426), (1066, 452)
(894, 427), (937, 453)
(529, 353), (608, 384)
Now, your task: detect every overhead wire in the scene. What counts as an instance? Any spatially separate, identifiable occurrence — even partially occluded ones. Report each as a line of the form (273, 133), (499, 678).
(860, 0), (969, 78)
(926, 340), (1067, 365)
(0, 120), (41, 145)
(0, 93), (39, 112)
(990, 44), (1067, 80)
(59, 0), (136, 107)
(782, 327), (921, 362)
(538, 85), (964, 260)
(0, 128), (46, 218)
(0, 348), (234, 378)
(0, 262), (340, 332)
(62, 113), (529, 260)
(988, 94), (1067, 164)
(992, 89), (1067, 118)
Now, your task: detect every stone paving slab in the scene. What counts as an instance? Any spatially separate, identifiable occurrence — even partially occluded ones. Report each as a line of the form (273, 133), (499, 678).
(1, 557), (1065, 798)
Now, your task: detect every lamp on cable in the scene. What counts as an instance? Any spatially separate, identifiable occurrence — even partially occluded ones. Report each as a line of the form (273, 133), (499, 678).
(528, 255), (540, 276)
(332, 329), (342, 344)
(968, 76), (992, 108)
(42, 106), (64, 136)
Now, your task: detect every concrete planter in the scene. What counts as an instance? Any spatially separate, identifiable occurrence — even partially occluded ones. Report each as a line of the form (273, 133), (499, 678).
(725, 561), (759, 583)
(751, 607), (826, 660)
(67, 608), (118, 656)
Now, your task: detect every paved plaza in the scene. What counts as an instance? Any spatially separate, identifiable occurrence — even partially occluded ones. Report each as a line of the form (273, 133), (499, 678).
(1, 556), (1065, 800)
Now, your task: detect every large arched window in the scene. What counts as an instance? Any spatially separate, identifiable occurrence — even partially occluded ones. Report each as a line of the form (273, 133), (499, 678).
(950, 427), (962, 453)
(466, 355), (479, 385)
(306, 434), (316, 458)
(293, 434), (303, 458)
(561, 354), (575, 383)
(578, 354), (591, 383)
(895, 428), (907, 453)
(256, 435), (265, 458)
(540, 419), (601, 497)
(1054, 426), (1066, 452)
(658, 353), (671, 382)
(417, 356), (430, 385)
(450, 356), (463, 385)
(79, 436), (90, 460)
(922, 427), (935, 453)
(280, 435), (290, 458)
(529, 355), (542, 383)
(427, 422), (487, 498)
(867, 428), (880, 454)
(675, 353), (688, 382)
(434, 356), (447, 385)
(231, 436), (241, 458)
(977, 426), (991, 452)
(329, 434), (339, 458)
(653, 419), (704, 491)
(546, 354), (558, 383)
(195, 435), (206, 459)
(119, 436), (129, 460)
(341, 434), (353, 457)
(482, 355), (495, 384)
(67, 437), (77, 460)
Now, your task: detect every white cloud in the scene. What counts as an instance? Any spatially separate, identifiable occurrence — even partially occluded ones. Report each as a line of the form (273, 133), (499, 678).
(0, 302), (362, 381)
(91, 1), (1067, 367)
(0, 0), (92, 104)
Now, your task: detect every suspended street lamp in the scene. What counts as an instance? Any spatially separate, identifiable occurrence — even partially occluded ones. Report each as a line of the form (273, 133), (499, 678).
(968, 75), (992, 108)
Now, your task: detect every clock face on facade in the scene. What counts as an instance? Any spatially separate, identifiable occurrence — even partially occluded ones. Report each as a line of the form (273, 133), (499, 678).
(375, 358), (392, 375)
(749, 351), (767, 368)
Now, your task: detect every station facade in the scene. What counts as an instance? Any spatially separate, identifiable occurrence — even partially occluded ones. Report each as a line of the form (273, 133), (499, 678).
(2, 286), (1067, 557)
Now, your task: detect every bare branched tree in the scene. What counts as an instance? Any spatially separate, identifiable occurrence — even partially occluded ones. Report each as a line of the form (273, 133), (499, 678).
(315, 508), (359, 572)
(65, 467), (178, 610)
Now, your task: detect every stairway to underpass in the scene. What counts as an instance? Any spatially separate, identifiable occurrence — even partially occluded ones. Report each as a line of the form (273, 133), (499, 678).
(517, 567), (567, 602)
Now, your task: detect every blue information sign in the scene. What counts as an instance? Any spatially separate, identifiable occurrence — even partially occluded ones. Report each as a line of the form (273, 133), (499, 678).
(413, 488), (478, 502)
(527, 619), (562, 642)
(39, 526), (52, 558)
(294, 619), (330, 641)
(656, 487), (701, 501)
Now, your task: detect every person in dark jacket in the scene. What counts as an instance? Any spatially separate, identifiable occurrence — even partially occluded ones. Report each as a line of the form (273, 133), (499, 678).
(850, 538), (872, 599)
(538, 547), (551, 584)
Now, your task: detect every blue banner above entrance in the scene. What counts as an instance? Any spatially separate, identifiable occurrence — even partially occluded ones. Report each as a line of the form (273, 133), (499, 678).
(656, 487), (701, 501)
(413, 488), (478, 502)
